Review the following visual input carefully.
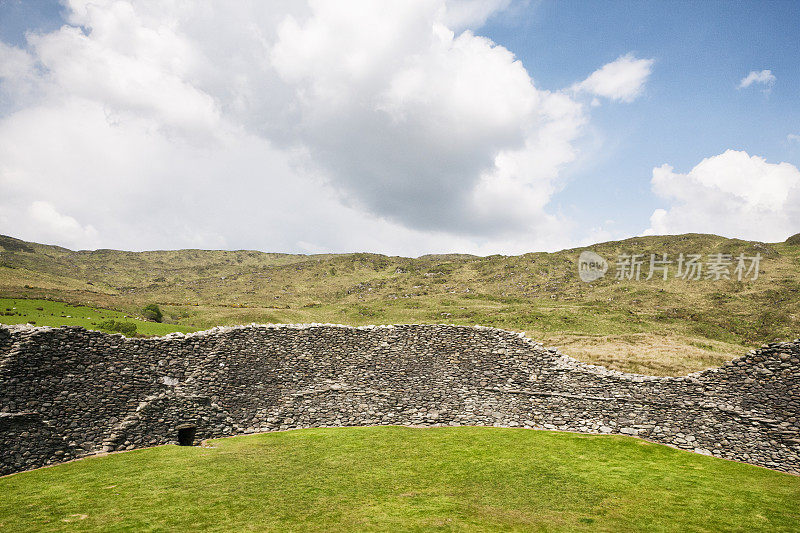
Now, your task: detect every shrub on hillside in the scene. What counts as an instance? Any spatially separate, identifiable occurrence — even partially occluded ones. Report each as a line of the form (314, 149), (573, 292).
(99, 320), (137, 336)
(143, 303), (163, 323)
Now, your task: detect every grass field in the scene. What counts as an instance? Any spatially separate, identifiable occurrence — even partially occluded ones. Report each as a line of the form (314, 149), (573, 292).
(0, 426), (798, 532)
(0, 298), (197, 336)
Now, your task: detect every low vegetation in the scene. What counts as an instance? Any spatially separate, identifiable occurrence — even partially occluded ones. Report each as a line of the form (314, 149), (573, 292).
(0, 427), (798, 532)
(97, 320), (137, 337)
(142, 303), (163, 323)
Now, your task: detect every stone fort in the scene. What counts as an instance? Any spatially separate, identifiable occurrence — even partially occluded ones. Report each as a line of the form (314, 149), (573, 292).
(1, 323), (798, 476)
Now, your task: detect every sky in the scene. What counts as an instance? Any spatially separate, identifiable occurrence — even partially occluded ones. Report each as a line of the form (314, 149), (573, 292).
(0, 0), (798, 256)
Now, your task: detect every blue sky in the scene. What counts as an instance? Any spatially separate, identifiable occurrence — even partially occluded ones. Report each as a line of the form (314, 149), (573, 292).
(0, 1), (798, 254)
(483, 0), (800, 239)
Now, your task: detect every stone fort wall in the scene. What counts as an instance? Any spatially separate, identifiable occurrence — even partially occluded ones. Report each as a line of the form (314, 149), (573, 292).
(1, 323), (798, 476)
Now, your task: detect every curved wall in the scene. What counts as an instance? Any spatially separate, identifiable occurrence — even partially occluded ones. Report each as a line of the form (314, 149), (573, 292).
(1, 323), (798, 475)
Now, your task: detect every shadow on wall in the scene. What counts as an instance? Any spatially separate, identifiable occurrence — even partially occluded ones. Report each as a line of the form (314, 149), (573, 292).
(102, 393), (234, 452)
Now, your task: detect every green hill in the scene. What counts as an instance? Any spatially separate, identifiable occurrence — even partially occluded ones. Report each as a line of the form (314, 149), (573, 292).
(1, 233), (798, 375)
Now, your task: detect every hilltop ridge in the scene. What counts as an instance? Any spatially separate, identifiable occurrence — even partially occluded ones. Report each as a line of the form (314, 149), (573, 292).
(0, 232), (798, 375)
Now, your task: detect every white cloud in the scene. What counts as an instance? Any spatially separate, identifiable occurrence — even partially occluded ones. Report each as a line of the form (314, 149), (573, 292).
(442, 0), (512, 31)
(572, 53), (654, 103)
(644, 150), (800, 242)
(0, 41), (36, 85)
(0, 95), (575, 255)
(0, 0), (605, 255)
(25, 200), (99, 249)
(788, 133), (800, 144)
(269, 1), (587, 235)
(27, 2), (222, 137)
(0, 41), (40, 110)
(738, 69), (775, 90)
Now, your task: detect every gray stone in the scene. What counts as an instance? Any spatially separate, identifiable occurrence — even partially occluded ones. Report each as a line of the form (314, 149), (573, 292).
(0, 323), (798, 476)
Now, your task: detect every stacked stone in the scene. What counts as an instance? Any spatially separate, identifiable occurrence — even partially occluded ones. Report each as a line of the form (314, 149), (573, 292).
(0, 323), (797, 476)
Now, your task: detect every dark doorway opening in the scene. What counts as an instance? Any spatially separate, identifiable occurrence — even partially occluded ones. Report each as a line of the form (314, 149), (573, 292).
(177, 426), (197, 446)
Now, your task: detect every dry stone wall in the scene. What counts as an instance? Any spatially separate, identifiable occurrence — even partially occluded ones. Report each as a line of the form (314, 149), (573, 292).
(1, 323), (798, 476)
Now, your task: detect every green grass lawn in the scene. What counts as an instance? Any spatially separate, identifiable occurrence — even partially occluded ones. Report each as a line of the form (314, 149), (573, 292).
(0, 298), (197, 336)
(1, 427), (798, 532)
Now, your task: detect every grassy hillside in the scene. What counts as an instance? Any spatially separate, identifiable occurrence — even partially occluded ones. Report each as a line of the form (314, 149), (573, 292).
(0, 298), (196, 336)
(0, 427), (798, 532)
(1, 233), (798, 375)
